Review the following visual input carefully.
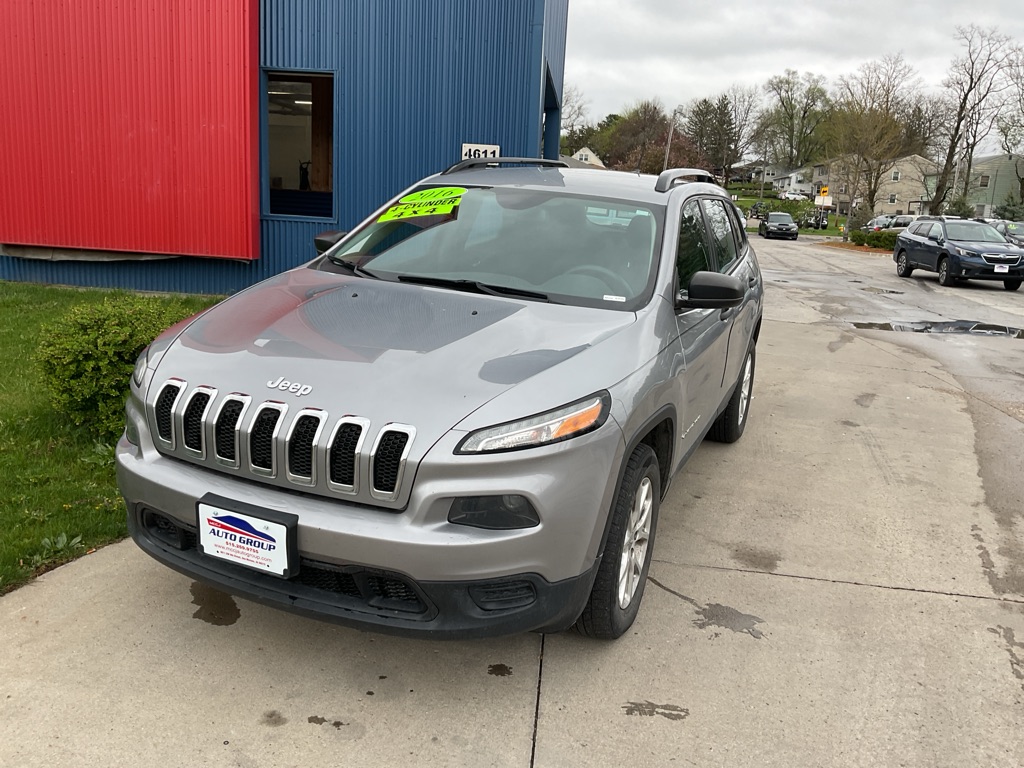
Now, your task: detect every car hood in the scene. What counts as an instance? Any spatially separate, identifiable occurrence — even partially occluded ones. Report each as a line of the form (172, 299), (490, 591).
(151, 268), (637, 446)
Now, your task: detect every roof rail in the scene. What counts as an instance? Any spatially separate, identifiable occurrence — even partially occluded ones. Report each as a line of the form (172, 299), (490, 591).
(441, 157), (569, 175)
(654, 168), (717, 192)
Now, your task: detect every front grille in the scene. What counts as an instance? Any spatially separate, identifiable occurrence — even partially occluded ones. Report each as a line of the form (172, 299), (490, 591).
(149, 379), (415, 506)
(982, 253), (1021, 265)
(288, 414), (321, 479)
(155, 384), (181, 442)
(250, 407), (282, 471)
(373, 431), (409, 494)
(182, 392), (211, 451)
(295, 567), (362, 597)
(329, 422), (363, 487)
(215, 399), (245, 461)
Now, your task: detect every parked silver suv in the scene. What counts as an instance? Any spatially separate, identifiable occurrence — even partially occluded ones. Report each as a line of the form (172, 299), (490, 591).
(117, 159), (764, 639)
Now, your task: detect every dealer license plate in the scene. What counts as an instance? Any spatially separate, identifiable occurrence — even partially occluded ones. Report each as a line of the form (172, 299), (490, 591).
(995, 264), (1010, 273)
(197, 498), (296, 577)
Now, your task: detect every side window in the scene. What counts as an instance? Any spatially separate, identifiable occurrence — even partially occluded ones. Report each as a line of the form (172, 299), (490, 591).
(677, 200), (713, 291)
(923, 224), (939, 240)
(702, 198), (740, 273)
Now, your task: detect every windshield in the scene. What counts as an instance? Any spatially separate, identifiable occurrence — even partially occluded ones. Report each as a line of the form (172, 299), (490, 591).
(767, 213), (793, 223)
(325, 186), (662, 309)
(945, 222), (1006, 243)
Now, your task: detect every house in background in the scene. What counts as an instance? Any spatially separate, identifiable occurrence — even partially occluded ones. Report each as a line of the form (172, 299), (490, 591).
(0, 0), (569, 294)
(811, 155), (937, 216)
(570, 146), (606, 168)
(771, 166), (814, 197)
(958, 154), (1024, 217)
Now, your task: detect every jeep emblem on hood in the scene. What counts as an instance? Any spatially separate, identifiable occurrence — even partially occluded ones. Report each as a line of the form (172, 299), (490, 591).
(267, 376), (312, 396)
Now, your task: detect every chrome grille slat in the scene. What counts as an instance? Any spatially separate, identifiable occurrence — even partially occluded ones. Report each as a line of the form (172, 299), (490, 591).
(149, 380), (415, 506)
(249, 404), (286, 477)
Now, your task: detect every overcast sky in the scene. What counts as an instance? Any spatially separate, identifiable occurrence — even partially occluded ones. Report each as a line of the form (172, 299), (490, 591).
(564, 0), (1024, 120)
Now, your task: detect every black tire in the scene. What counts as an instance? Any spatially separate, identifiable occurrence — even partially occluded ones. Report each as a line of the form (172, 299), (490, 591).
(938, 257), (955, 287)
(575, 444), (660, 640)
(709, 345), (755, 444)
(1004, 279), (1022, 292)
(896, 250), (913, 277)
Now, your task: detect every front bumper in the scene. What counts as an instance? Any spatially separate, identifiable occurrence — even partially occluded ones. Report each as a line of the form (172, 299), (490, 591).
(116, 406), (625, 637)
(128, 500), (597, 638)
(951, 255), (1024, 281)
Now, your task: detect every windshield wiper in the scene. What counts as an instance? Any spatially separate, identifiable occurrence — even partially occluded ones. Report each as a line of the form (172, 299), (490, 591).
(325, 255), (380, 279)
(396, 275), (552, 302)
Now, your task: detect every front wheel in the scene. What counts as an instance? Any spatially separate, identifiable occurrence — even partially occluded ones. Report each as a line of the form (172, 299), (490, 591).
(1004, 279), (1022, 292)
(896, 250), (914, 277)
(938, 257), (955, 287)
(575, 444), (660, 639)
(709, 346), (755, 443)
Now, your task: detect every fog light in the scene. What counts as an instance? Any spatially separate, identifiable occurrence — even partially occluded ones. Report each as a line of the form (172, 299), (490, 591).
(124, 419), (140, 447)
(448, 495), (540, 530)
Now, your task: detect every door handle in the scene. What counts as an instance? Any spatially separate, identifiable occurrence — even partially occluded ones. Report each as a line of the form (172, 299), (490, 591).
(747, 276), (757, 288)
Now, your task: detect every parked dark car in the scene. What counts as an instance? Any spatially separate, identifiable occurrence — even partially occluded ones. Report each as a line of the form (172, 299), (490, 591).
(893, 217), (1023, 291)
(989, 220), (1024, 247)
(758, 212), (798, 240)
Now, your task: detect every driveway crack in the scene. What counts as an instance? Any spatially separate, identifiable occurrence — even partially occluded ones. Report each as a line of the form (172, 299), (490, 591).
(529, 633), (545, 768)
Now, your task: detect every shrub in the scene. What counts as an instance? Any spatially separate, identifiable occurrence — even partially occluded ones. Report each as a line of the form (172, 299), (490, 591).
(860, 230), (898, 250)
(850, 230), (867, 246)
(36, 293), (207, 440)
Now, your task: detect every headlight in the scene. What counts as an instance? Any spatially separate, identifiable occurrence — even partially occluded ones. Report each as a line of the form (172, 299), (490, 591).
(132, 347), (150, 387)
(954, 247), (976, 258)
(456, 393), (610, 454)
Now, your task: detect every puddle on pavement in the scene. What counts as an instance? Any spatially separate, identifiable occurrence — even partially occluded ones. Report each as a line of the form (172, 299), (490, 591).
(860, 287), (904, 295)
(190, 581), (241, 626)
(853, 320), (1024, 339)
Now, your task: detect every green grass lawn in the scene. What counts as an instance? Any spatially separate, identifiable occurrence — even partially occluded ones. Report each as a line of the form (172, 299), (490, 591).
(0, 282), (217, 593)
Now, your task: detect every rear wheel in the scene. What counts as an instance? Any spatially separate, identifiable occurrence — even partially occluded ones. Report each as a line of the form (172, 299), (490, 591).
(1004, 279), (1021, 292)
(709, 346), (755, 443)
(938, 257), (955, 287)
(575, 444), (660, 639)
(896, 250), (914, 277)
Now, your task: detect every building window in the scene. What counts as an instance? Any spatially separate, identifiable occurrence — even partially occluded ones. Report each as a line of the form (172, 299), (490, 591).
(580, 153), (589, 162)
(839, 184), (847, 194)
(979, 175), (990, 188)
(888, 194), (898, 204)
(818, 166), (826, 176)
(266, 72), (334, 217)
(891, 170), (901, 182)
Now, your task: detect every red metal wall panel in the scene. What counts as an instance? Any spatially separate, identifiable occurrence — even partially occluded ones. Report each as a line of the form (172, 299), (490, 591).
(0, 0), (259, 260)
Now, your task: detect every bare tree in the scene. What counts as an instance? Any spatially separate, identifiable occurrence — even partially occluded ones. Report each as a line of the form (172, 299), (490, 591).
(560, 83), (590, 138)
(825, 54), (920, 211)
(927, 25), (1019, 213)
(726, 84), (763, 166)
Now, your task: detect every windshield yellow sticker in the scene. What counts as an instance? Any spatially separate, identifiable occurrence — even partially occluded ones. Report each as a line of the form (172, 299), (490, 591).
(378, 187), (468, 222)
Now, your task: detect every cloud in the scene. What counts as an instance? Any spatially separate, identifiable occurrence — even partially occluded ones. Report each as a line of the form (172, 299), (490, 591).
(565, 0), (1023, 119)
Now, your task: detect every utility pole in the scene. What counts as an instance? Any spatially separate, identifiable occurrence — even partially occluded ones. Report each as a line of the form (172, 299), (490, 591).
(662, 107), (682, 172)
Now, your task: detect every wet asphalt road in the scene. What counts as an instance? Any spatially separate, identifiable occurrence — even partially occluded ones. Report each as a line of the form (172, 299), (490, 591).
(2, 236), (1024, 767)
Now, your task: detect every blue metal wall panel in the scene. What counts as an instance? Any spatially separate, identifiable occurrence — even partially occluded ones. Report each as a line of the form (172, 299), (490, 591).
(262, 0), (545, 229)
(543, 0), (569, 103)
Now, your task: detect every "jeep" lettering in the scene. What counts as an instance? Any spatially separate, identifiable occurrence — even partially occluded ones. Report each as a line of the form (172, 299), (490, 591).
(266, 376), (312, 396)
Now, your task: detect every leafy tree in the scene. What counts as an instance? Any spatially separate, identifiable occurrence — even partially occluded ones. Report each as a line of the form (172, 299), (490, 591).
(759, 69), (831, 168)
(602, 100), (701, 174)
(944, 195), (976, 218)
(993, 194), (1024, 220)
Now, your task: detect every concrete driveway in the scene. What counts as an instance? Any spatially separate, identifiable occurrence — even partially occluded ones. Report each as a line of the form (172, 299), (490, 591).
(3, 239), (1024, 767)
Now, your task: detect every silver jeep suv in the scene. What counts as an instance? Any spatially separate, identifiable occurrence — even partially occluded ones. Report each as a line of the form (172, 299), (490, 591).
(117, 159), (763, 639)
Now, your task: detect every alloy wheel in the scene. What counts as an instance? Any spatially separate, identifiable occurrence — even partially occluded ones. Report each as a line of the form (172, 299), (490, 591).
(617, 476), (653, 609)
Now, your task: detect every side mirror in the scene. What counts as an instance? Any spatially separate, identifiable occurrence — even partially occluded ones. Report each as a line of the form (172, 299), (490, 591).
(676, 271), (746, 310)
(314, 230), (347, 255)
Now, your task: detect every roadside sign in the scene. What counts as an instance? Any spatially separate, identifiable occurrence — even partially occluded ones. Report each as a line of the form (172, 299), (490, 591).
(815, 195), (833, 207)
(820, 185), (829, 196)
(461, 143), (500, 160)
